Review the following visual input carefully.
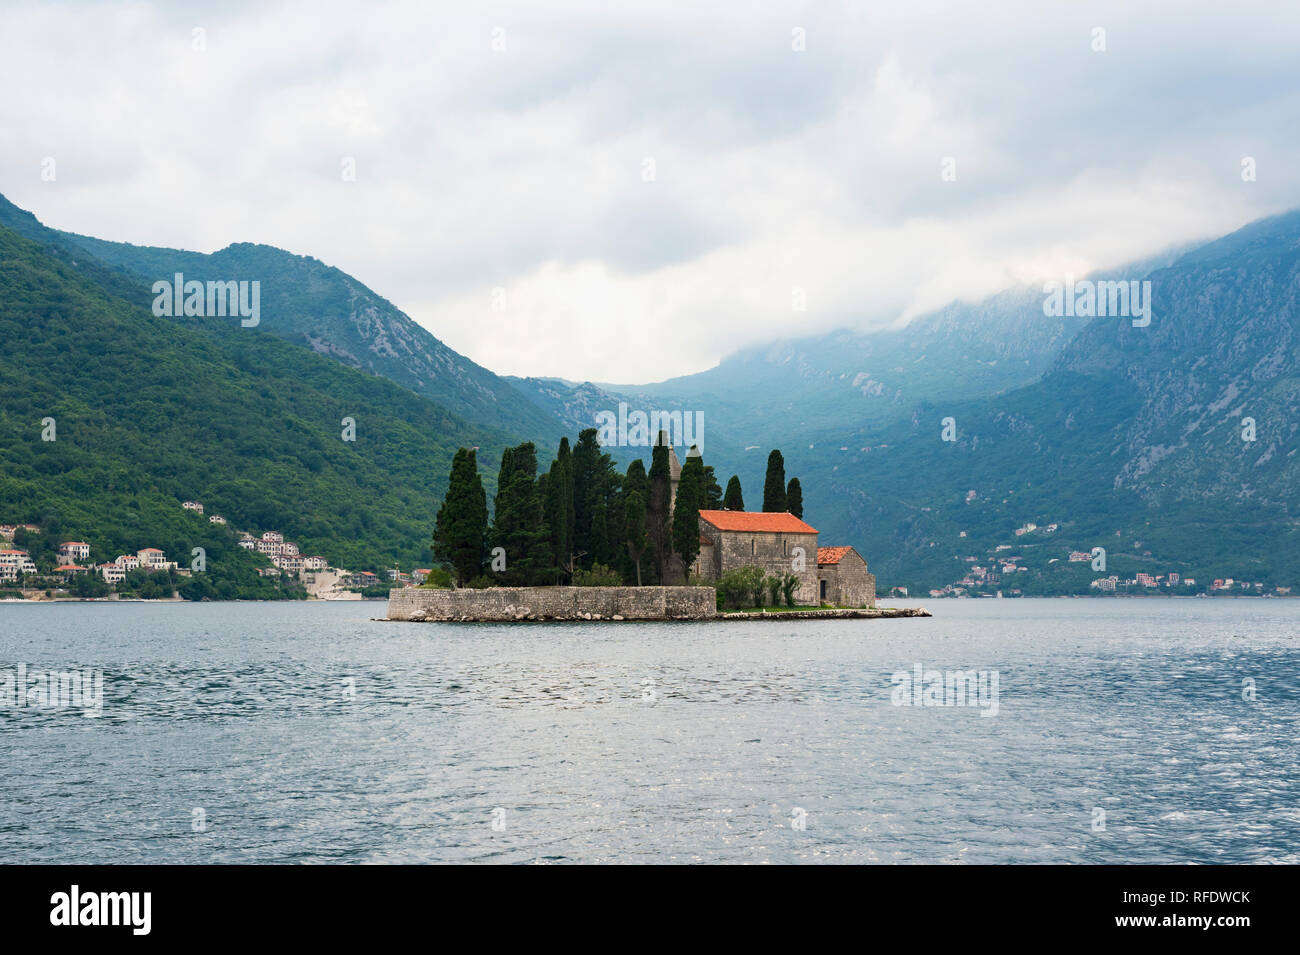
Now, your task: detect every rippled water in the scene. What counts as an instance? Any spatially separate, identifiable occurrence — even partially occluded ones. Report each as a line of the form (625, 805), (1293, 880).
(1, 598), (1297, 864)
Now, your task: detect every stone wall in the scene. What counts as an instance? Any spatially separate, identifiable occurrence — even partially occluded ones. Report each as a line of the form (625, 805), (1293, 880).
(385, 586), (717, 622)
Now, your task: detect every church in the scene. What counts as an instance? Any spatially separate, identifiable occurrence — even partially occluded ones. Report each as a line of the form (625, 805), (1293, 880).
(667, 447), (876, 607)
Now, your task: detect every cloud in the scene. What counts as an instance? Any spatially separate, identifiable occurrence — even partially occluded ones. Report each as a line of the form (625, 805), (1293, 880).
(2, 0), (1298, 382)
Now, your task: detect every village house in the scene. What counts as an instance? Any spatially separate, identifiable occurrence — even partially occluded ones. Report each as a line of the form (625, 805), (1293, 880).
(272, 554), (304, 574)
(97, 563), (126, 584)
(209, 515), (227, 525)
(182, 501), (204, 514)
(0, 549), (38, 581)
(136, 548), (176, 571)
(693, 510), (876, 607)
(58, 541), (91, 563)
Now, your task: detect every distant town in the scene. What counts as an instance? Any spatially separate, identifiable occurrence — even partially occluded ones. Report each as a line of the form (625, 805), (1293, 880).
(0, 501), (432, 600)
(920, 517), (1292, 598)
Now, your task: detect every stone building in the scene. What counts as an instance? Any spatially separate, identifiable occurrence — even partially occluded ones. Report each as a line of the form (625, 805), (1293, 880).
(692, 510), (876, 607)
(816, 546), (876, 608)
(695, 510), (822, 604)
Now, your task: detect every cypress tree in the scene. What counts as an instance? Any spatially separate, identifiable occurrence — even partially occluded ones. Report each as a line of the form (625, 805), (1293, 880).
(571, 428), (601, 565)
(672, 451), (705, 580)
(647, 439), (672, 584)
(785, 477), (803, 520)
(620, 460), (649, 584)
(490, 442), (548, 584)
(723, 475), (744, 511)
(623, 490), (647, 586)
(432, 447), (488, 585)
(545, 438), (575, 581)
(702, 465), (723, 509)
(762, 450), (787, 512)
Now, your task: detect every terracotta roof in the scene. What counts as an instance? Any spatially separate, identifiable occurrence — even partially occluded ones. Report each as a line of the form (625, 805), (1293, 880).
(698, 510), (817, 534)
(817, 546), (854, 565)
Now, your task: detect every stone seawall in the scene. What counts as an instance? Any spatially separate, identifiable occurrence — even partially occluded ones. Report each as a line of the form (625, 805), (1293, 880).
(385, 586), (717, 622)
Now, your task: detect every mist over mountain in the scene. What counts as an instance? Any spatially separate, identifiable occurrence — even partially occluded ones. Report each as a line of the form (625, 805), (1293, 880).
(784, 211), (1300, 591)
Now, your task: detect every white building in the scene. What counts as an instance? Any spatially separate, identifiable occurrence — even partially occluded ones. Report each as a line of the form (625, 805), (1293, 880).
(136, 548), (176, 571)
(182, 501), (204, 514)
(272, 554), (304, 574)
(0, 549), (37, 580)
(98, 563), (126, 584)
(209, 515), (227, 525)
(58, 541), (91, 562)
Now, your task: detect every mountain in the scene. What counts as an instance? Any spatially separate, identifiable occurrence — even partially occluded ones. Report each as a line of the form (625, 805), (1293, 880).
(0, 220), (514, 580)
(6, 184), (1294, 595)
(791, 211), (1300, 591)
(0, 194), (561, 441)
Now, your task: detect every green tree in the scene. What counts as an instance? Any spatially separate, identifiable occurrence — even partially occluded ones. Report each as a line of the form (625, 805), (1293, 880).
(702, 465), (724, 509)
(572, 562), (622, 587)
(490, 442), (549, 584)
(723, 475), (744, 511)
(647, 439), (673, 583)
(620, 460), (649, 584)
(571, 428), (620, 568)
(432, 447), (488, 585)
(544, 438), (575, 581)
(717, 565), (764, 609)
(671, 449), (706, 582)
(762, 450), (787, 512)
(780, 572), (799, 606)
(69, 572), (110, 598)
(623, 490), (647, 586)
(786, 477), (803, 519)
(766, 575), (781, 606)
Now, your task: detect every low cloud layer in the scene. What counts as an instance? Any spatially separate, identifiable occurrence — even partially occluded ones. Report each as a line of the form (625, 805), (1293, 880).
(4, 0), (1298, 382)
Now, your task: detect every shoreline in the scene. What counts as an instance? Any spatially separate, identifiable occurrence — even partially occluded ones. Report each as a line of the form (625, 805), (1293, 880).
(719, 606), (930, 620)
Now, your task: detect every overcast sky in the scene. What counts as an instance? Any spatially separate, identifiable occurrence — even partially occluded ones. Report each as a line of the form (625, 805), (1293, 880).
(3, 0), (1299, 383)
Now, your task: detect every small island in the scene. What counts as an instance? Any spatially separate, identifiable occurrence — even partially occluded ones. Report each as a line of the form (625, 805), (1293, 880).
(387, 428), (929, 623)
